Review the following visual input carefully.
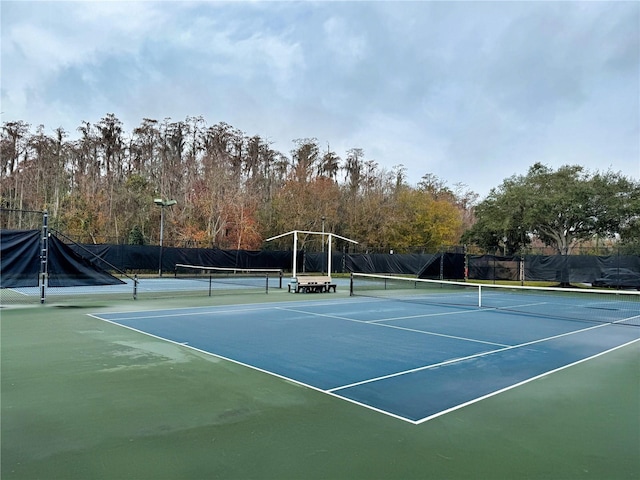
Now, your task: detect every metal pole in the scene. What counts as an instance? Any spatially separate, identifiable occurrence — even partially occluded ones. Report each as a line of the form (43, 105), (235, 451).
(321, 216), (325, 274)
(158, 206), (164, 277)
(327, 234), (333, 277)
(292, 231), (298, 278)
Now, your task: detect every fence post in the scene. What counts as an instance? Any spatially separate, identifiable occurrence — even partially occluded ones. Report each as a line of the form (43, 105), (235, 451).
(40, 211), (48, 304)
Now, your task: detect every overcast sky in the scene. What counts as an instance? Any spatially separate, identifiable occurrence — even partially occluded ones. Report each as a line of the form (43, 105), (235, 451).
(2, 1), (639, 197)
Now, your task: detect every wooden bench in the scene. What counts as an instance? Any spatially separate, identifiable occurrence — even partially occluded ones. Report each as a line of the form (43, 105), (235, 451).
(288, 275), (337, 293)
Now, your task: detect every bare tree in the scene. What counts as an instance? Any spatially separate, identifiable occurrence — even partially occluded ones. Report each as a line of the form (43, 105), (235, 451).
(291, 138), (320, 182)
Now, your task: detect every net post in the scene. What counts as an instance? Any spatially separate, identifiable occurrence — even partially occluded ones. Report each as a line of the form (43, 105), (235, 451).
(133, 275), (138, 300)
(279, 270), (283, 289)
(40, 272), (46, 304)
(350, 273), (354, 296)
(478, 285), (482, 308)
(208, 274), (212, 296)
(266, 273), (269, 294)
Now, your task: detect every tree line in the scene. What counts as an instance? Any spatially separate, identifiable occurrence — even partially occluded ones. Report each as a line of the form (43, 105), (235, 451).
(2, 114), (638, 255)
(1, 114), (477, 253)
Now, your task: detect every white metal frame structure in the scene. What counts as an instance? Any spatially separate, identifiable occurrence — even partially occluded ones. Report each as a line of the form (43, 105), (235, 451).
(265, 230), (358, 278)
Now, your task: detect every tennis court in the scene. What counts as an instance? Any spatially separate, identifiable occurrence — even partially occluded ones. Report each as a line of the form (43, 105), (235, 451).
(3, 275), (640, 479)
(91, 277), (640, 424)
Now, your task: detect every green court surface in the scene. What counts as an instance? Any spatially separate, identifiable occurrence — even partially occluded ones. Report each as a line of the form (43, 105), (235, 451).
(2, 291), (639, 479)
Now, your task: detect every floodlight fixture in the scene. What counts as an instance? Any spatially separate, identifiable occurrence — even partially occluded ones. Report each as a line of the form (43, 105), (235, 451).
(154, 198), (177, 207)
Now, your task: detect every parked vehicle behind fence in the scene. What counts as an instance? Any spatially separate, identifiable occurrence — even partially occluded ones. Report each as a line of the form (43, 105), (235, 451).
(592, 268), (640, 290)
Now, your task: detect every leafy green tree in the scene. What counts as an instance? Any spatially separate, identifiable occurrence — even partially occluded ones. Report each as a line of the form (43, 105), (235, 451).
(128, 225), (145, 245)
(463, 163), (640, 255)
(461, 180), (531, 255)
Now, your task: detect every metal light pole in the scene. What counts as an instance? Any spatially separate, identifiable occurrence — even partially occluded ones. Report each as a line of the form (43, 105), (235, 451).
(154, 198), (177, 276)
(321, 216), (326, 274)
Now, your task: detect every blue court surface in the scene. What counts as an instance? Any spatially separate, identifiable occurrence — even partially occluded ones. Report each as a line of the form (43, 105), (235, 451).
(91, 297), (640, 424)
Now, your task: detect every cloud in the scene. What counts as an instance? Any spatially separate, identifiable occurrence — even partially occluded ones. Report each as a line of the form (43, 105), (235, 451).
(1, 1), (638, 196)
(323, 16), (367, 67)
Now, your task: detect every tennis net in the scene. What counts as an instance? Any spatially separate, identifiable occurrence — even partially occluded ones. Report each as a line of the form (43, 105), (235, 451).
(350, 273), (640, 326)
(174, 264), (283, 295)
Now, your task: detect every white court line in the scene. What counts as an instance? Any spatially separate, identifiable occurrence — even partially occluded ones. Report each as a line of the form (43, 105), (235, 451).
(493, 301), (549, 309)
(614, 313), (640, 324)
(92, 298), (371, 321)
(413, 337), (640, 425)
(276, 306), (511, 347)
(366, 307), (494, 323)
(94, 304), (285, 321)
(5, 288), (32, 297)
(90, 296), (381, 320)
(327, 318), (625, 393)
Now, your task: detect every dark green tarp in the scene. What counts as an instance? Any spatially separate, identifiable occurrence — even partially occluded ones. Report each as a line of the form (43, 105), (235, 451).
(1, 230), (124, 288)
